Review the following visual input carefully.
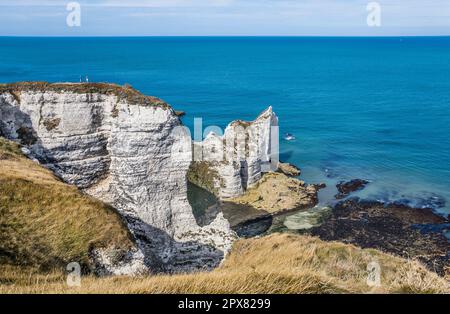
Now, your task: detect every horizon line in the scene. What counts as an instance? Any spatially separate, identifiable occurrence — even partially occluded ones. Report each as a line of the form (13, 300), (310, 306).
(1, 35), (450, 38)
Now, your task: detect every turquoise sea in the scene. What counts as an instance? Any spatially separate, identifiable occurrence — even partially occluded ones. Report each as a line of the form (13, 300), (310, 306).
(1, 37), (449, 215)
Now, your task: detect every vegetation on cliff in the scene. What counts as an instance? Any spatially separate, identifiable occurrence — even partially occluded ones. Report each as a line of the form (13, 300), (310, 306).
(0, 82), (170, 109)
(0, 138), (448, 294)
(0, 138), (134, 272)
(1, 233), (448, 294)
(187, 161), (222, 196)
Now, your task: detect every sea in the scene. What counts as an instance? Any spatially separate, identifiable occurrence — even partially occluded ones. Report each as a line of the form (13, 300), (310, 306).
(1, 36), (449, 216)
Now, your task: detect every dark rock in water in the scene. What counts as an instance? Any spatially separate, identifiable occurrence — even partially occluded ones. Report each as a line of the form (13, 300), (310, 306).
(312, 183), (327, 190)
(174, 110), (185, 117)
(310, 198), (450, 277)
(335, 179), (369, 199)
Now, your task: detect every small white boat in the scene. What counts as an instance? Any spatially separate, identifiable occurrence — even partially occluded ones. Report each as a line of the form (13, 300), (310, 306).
(284, 133), (296, 141)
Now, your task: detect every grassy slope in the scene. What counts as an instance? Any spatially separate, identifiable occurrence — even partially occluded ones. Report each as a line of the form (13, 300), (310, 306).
(0, 138), (448, 294)
(0, 138), (134, 272)
(2, 233), (448, 294)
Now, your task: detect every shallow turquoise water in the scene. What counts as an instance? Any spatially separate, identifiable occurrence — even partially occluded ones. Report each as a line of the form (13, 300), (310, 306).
(1, 37), (449, 214)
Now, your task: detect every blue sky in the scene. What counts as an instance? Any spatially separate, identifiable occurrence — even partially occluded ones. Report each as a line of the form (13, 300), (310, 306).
(0, 0), (449, 36)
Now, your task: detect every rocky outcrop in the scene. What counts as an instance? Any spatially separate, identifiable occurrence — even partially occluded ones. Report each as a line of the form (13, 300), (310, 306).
(277, 162), (301, 177)
(189, 107), (279, 199)
(217, 172), (325, 238)
(0, 82), (235, 274)
(227, 172), (322, 214)
(283, 206), (332, 231)
(335, 179), (369, 199)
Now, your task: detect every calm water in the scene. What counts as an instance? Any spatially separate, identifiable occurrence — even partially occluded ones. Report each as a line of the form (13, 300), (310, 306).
(1, 37), (450, 214)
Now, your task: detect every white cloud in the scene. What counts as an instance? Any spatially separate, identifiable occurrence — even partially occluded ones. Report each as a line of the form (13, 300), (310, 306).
(0, 0), (449, 35)
(0, 0), (235, 7)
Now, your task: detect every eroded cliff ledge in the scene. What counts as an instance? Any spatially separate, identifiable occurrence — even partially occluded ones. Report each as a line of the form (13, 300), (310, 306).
(186, 107), (324, 237)
(188, 106), (279, 199)
(0, 82), (235, 274)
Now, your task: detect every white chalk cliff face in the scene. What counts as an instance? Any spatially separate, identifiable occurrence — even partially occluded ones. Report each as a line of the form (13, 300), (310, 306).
(192, 106), (279, 199)
(0, 83), (235, 274)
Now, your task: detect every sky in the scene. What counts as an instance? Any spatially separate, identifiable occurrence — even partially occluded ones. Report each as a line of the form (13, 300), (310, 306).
(0, 0), (449, 36)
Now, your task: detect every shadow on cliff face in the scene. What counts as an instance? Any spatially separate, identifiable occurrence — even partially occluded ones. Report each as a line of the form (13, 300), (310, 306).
(124, 214), (225, 274)
(187, 181), (273, 238)
(0, 101), (39, 146)
(0, 100), (111, 188)
(187, 181), (220, 226)
(219, 202), (273, 238)
(0, 102), (59, 170)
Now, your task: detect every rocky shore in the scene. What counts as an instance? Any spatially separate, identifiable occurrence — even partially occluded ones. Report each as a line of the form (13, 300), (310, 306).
(192, 170), (450, 277)
(310, 198), (449, 277)
(189, 171), (325, 237)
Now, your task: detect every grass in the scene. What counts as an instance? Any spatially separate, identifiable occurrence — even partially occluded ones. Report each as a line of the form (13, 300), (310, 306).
(0, 233), (448, 294)
(187, 161), (222, 196)
(0, 139), (23, 159)
(0, 138), (448, 294)
(0, 137), (134, 272)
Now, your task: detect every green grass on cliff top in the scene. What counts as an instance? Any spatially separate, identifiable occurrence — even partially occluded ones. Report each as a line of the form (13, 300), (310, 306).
(0, 82), (170, 108)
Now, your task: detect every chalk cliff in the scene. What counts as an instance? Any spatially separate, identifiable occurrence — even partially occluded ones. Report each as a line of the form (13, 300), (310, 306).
(189, 107), (279, 199)
(0, 82), (235, 274)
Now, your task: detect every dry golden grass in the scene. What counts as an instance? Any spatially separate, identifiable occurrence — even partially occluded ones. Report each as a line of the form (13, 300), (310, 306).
(0, 138), (134, 271)
(0, 138), (448, 294)
(0, 82), (169, 108)
(1, 234), (448, 294)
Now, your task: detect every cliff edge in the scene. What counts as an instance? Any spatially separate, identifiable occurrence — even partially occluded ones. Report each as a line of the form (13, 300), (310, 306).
(0, 82), (235, 274)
